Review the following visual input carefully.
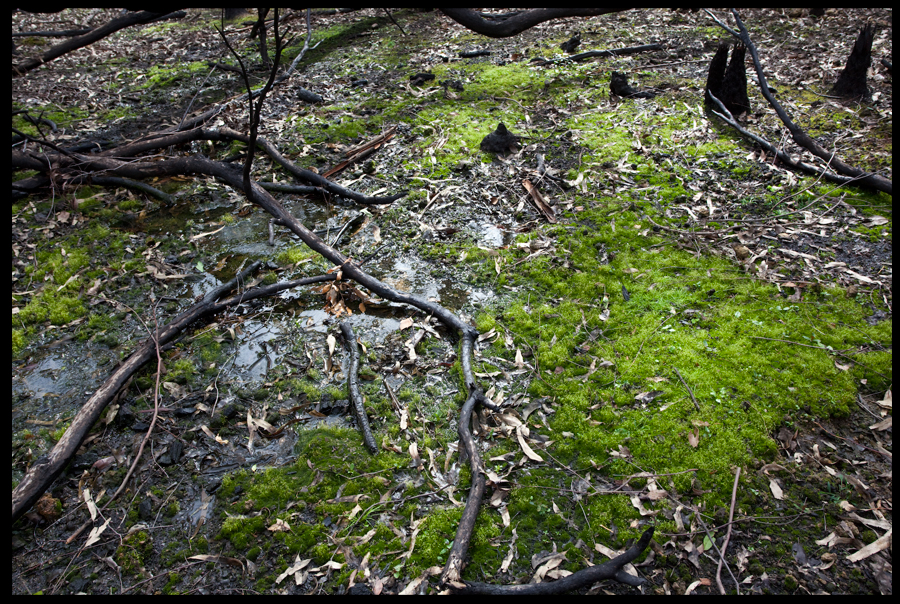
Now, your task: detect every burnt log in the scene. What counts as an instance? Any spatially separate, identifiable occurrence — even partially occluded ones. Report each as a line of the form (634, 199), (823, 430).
(450, 527), (655, 594)
(610, 71), (655, 99)
(439, 9), (626, 38)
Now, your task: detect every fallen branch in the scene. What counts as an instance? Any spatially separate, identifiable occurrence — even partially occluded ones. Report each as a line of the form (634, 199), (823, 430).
(439, 8), (625, 38)
(533, 43), (662, 65)
(13, 11), (186, 76)
(450, 526), (654, 594)
(84, 176), (175, 206)
(706, 91), (864, 189)
(340, 322), (378, 453)
(441, 387), (489, 584)
(12, 125), (406, 206)
(65, 301), (167, 544)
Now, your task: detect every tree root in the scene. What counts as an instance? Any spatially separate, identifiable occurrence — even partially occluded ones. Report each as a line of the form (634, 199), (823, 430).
(449, 527), (655, 594)
(340, 322), (378, 453)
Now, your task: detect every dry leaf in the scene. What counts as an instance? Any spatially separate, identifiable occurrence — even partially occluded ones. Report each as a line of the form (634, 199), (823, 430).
(687, 427), (700, 448)
(876, 389), (891, 410)
(276, 555), (312, 584)
(685, 578), (711, 595)
(84, 518), (111, 548)
(516, 424), (543, 462)
(522, 179), (557, 223)
(268, 518), (291, 532)
(189, 554), (245, 571)
(768, 478), (784, 500)
(869, 416), (891, 431)
(847, 528), (892, 562)
(629, 495), (658, 516)
(201, 425), (229, 444)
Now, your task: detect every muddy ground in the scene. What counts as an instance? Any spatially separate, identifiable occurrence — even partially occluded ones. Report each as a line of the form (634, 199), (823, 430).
(12, 9), (891, 595)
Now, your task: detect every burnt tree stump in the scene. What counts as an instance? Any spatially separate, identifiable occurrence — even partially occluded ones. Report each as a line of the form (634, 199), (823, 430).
(830, 23), (876, 100)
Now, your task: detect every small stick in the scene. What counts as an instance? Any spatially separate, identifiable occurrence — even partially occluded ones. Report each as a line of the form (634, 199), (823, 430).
(673, 367), (700, 412)
(716, 467), (742, 595)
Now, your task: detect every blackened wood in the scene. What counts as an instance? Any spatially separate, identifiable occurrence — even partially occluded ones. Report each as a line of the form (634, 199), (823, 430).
(13, 11), (185, 75)
(452, 527), (654, 594)
(720, 44), (750, 116)
(439, 8), (625, 38)
(340, 322), (378, 453)
(830, 23), (876, 99)
(705, 41), (730, 106)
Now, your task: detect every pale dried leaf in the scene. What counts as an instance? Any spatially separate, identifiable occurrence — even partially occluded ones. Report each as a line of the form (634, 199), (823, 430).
(84, 518), (111, 548)
(768, 478), (784, 500)
(268, 518), (291, 532)
(846, 528), (892, 562)
(516, 424), (543, 462)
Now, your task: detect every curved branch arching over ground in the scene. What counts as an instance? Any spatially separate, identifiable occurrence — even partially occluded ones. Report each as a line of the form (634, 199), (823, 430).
(438, 8), (628, 38)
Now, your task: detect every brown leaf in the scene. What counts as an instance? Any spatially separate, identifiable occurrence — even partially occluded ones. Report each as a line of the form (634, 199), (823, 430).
(687, 427), (700, 448)
(522, 179), (557, 223)
(516, 424), (544, 462)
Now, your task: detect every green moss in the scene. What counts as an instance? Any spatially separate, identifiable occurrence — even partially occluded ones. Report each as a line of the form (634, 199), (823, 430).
(115, 530), (154, 576)
(16, 291), (85, 326)
(219, 515), (266, 550)
(163, 572), (182, 594)
(118, 199), (144, 212)
(166, 358), (198, 385)
(165, 500), (180, 518)
(276, 245), (316, 266)
(12, 329), (25, 356)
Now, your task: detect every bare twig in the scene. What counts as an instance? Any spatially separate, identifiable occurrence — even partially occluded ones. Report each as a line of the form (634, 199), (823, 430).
(65, 301), (166, 544)
(716, 467), (742, 595)
(672, 367), (701, 412)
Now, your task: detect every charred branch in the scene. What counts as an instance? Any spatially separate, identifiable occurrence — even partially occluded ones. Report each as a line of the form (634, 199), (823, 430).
(78, 176), (175, 206)
(451, 527), (654, 594)
(706, 90), (867, 188)
(530, 44), (661, 66)
(12, 11), (186, 76)
(439, 8), (627, 38)
(340, 322), (378, 453)
(11, 265), (340, 523)
(11, 125), (405, 206)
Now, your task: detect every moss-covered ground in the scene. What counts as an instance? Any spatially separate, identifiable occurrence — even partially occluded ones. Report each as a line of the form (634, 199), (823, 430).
(12, 8), (891, 596)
